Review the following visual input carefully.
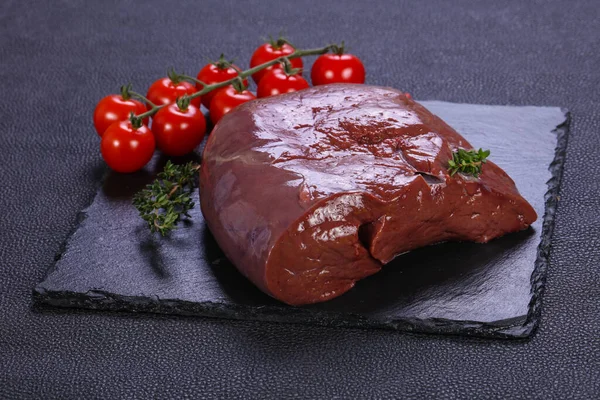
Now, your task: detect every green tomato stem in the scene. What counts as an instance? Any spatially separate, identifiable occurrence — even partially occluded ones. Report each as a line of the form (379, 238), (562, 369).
(120, 84), (133, 100)
(176, 95), (190, 111)
(214, 54), (233, 70)
(131, 44), (335, 121)
(129, 90), (157, 108)
(179, 74), (207, 88)
(167, 68), (182, 84)
(129, 112), (143, 129)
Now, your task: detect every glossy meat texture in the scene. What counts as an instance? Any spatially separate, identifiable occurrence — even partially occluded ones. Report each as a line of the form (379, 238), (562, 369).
(200, 84), (537, 306)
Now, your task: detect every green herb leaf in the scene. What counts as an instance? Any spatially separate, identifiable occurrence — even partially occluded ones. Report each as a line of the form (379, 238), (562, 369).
(133, 161), (201, 235)
(447, 148), (490, 178)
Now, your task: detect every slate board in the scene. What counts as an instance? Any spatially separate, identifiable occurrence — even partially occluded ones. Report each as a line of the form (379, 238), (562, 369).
(33, 101), (569, 339)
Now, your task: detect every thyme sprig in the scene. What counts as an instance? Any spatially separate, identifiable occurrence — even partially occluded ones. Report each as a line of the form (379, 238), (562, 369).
(133, 161), (201, 235)
(447, 148), (491, 178)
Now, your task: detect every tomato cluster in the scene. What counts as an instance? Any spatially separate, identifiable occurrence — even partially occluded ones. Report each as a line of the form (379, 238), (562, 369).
(93, 39), (366, 173)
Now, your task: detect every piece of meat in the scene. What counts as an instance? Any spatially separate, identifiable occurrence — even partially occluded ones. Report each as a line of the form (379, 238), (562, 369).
(199, 84), (537, 306)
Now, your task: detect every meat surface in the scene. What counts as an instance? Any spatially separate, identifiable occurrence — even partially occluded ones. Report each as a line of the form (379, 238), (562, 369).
(199, 84), (537, 306)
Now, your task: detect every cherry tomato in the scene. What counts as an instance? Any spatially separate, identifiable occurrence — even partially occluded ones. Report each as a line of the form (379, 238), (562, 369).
(93, 94), (147, 137)
(209, 86), (256, 125)
(250, 41), (303, 84)
(152, 102), (207, 156)
(257, 69), (310, 98)
(311, 53), (366, 86)
(100, 120), (155, 173)
(196, 58), (247, 108)
(146, 77), (201, 110)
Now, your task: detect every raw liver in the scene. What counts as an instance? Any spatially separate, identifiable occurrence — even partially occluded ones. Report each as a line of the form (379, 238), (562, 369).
(199, 84), (537, 306)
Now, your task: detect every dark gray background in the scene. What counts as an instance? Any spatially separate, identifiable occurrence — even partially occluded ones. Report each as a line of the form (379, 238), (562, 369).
(1, 0), (598, 398)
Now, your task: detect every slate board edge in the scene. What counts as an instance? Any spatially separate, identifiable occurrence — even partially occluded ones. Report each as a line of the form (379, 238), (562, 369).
(32, 288), (529, 339)
(31, 107), (571, 340)
(518, 110), (571, 337)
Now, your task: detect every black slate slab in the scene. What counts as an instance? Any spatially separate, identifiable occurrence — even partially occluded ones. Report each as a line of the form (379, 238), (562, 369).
(33, 101), (568, 339)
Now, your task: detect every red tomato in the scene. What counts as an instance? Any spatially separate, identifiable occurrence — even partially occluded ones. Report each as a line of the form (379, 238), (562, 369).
(196, 60), (247, 108)
(250, 42), (303, 84)
(93, 95), (147, 137)
(257, 69), (310, 98)
(152, 103), (207, 156)
(209, 86), (256, 125)
(311, 53), (366, 86)
(146, 77), (201, 110)
(100, 120), (155, 173)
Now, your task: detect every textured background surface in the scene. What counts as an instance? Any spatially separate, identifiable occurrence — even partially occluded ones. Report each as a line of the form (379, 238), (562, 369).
(1, 0), (599, 398)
